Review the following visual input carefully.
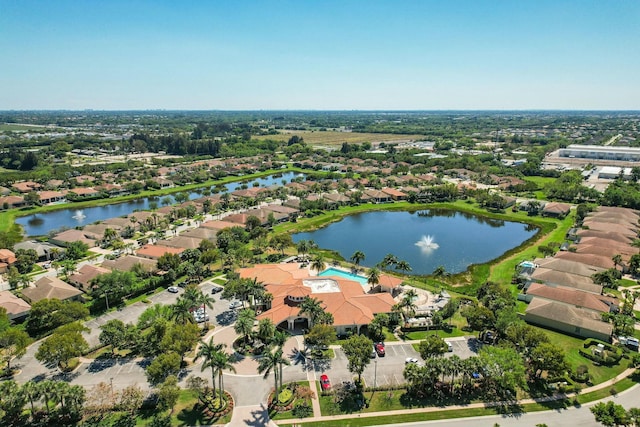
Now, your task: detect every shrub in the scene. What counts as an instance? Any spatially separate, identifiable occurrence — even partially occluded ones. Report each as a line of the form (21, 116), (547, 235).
(278, 388), (294, 405)
(292, 401), (313, 418)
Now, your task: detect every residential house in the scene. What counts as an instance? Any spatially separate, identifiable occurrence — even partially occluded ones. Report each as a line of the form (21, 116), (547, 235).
(22, 276), (83, 303)
(13, 241), (62, 260)
(0, 291), (31, 321)
(69, 264), (111, 291)
(50, 229), (98, 248)
(137, 244), (184, 260)
(524, 298), (613, 341)
(541, 202), (572, 218)
(37, 190), (66, 204)
(0, 249), (17, 274)
(101, 255), (157, 274)
(239, 263), (395, 335)
(0, 195), (26, 209)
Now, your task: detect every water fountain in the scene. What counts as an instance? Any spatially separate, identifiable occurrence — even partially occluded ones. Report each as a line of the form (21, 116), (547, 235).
(415, 235), (439, 252)
(72, 210), (86, 221)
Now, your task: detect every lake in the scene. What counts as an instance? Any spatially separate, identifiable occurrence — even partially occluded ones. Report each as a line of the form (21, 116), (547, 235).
(292, 210), (538, 275)
(16, 172), (305, 236)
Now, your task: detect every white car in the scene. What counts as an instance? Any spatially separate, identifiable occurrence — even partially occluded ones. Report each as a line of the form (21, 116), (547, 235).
(229, 300), (243, 309)
(405, 357), (419, 364)
(167, 286), (179, 293)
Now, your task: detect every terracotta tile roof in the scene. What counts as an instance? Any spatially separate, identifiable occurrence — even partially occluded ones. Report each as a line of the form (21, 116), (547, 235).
(101, 255), (157, 273)
(69, 264), (111, 290)
(526, 282), (610, 312)
(200, 220), (239, 231)
(242, 264), (395, 328)
(0, 291), (30, 317)
(137, 244), (184, 259)
(555, 252), (616, 270)
(530, 268), (603, 294)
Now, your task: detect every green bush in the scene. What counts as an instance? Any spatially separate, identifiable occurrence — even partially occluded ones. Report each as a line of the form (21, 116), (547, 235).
(292, 401), (313, 418)
(278, 388), (294, 405)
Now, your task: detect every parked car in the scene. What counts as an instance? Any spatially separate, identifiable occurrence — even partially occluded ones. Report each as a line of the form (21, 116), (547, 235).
(43, 262), (52, 269)
(375, 342), (385, 357)
(229, 300), (243, 309)
(446, 341), (453, 352)
(211, 285), (223, 294)
(405, 357), (418, 364)
(320, 374), (331, 390)
(167, 286), (179, 293)
(370, 346), (377, 358)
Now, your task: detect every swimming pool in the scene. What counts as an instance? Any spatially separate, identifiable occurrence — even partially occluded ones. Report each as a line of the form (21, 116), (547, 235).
(319, 267), (369, 285)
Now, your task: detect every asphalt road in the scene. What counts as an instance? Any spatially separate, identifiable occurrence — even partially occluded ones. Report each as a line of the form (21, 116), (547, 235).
(373, 384), (640, 427)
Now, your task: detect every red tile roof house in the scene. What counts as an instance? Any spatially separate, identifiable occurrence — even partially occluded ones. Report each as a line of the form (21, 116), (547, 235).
(68, 187), (101, 198)
(239, 263), (395, 335)
(0, 249), (17, 274)
(0, 291), (31, 321)
(541, 202), (572, 218)
(37, 190), (66, 204)
(69, 265), (111, 291)
(12, 181), (41, 193)
(0, 195), (25, 209)
(137, 244), (184, 260)
(523, 282), (615, 313)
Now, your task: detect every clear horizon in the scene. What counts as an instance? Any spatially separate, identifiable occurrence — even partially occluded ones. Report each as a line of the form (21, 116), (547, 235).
(1, 0), (639, 110)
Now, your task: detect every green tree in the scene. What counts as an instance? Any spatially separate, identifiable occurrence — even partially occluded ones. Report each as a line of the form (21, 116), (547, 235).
(478, 346), (527, 397)
(157, 375), (181, 414)
(298, 297), (326, 327)
(13, 249), (38, 274)
(350, 250), (366, 269)
(160, 322), (200, 360)
(418, 335), (448, 359)
(304, 324), (336, 351)
(35, 322), (89, 370)
(367, 267), (381, 288)
(234, 308), (256, 345)
(145, 352), (181, 386)
(342, 334), (373, 384)
(99, 319), (129, 355)
(528, 342), (568, 379)
(65, 241), (89, 260)
(0, 328), (31, 370)
(590, 401), (629, 427)
(257, 346), (289, 393)
(195, 338), (224, 398)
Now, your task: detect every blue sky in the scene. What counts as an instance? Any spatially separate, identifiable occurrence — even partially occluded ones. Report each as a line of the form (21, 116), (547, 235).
(1, 0), (639, 110)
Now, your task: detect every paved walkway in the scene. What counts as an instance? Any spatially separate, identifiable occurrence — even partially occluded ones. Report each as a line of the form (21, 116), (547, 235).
(274, 367), (638, 425)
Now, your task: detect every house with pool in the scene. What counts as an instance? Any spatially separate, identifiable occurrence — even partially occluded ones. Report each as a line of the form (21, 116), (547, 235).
(238, 263), (397, 335)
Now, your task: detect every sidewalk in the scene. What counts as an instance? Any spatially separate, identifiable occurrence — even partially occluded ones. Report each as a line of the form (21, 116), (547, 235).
(275, 367), (639, 425)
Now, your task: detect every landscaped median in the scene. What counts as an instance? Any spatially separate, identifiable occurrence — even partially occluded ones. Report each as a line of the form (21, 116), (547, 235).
(275, 369), (640, 427)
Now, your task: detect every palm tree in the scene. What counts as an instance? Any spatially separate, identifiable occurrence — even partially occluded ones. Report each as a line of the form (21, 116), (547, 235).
(367, 267), (381, 288)
(171, 297), (195, 325)
(350, 250), (366, 270)
(64, 385), (86, 418)
(270, 329), (289, 349)
(22, 381), (41, 416)
(400, 291), (418, 318)
(212, 349), (236, 402)
(395, 260), (412, 275)
(612, 254), (623, 271)
(196, 292), (216, 326)
(258, 348), (281, 395)
(298, 297), (324, 327)
(432, 265), (448, 278)
(234, 309), (256, 345)
(195, 338), (224, 398)
(379, 253), (398, 270)
(257, 318), (276, 344)
(310, 254), (326, 273)
(296, 240), (311, 261)
(258, 347), (290, 394)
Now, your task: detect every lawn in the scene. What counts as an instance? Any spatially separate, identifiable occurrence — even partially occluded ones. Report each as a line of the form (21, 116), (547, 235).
(136, 390), (232, 426)
(539, 327), (629, 386)
(254, 131), (424, 147)
(269, 381), (314, 421)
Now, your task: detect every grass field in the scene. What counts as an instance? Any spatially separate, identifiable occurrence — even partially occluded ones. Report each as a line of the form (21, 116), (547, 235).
(0, 123), (47, 131)
(254, 130), (424, 147)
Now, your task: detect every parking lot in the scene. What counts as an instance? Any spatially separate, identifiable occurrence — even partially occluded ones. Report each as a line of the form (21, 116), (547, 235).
(322, 337), (481, 388)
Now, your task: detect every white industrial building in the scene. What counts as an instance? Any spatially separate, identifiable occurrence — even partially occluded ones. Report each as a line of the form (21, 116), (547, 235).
(597, 166), (632, 180)
(559, 145), (640, 162)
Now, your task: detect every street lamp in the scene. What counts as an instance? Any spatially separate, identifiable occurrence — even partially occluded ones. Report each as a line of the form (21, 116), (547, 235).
(104, 292), (110, 310)
(374, 360), (377, 388)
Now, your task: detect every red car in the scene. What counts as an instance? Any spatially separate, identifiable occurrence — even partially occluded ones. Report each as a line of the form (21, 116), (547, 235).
(320, 374), (331, 390)
(375, 342), (385, 357)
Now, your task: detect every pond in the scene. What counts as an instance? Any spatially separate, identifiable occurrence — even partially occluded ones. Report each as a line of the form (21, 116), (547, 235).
(292, 210), (538, 276)
(16, 172), (305, 236)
